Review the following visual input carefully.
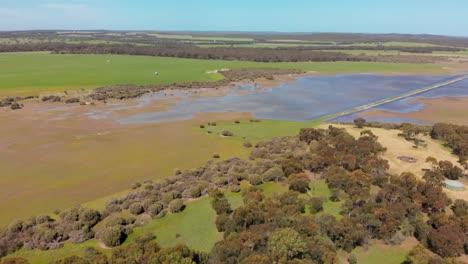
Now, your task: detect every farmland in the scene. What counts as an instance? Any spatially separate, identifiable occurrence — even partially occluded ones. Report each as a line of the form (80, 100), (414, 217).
(0, 52), (448, 95)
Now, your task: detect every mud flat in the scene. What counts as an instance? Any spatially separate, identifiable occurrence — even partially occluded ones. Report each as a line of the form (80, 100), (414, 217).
(360, 97), (468, 125)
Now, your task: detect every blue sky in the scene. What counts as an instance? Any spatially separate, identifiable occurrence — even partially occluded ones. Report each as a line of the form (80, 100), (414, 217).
(1, 0), (467, 36)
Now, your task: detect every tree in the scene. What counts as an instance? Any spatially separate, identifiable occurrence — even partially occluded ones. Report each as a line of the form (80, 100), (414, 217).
(427, 223), (465, 257)
(168, 199), (184, 213)
(268, 228), (307, 262)
(100, 227), (124, 247)
(353, 118), (366, 128)
(288, 173), (310, 193)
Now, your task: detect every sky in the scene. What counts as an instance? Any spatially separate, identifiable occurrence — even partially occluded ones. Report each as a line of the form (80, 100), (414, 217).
(1, 0), (467, 36)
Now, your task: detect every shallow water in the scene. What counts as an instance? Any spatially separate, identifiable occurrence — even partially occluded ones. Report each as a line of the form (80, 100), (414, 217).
(333, 78), (468, 124)
(115, 74), (458, 124)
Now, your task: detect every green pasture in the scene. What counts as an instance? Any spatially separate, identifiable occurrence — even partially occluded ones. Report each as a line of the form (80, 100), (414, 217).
(198, 118), (323, 142)
(0, 52), (446, 95)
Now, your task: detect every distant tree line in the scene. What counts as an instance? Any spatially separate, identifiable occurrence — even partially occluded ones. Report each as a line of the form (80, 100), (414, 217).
(0, 43), (445, 64)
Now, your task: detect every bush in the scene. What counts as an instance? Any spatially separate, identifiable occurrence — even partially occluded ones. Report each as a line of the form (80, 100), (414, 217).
(243, 141), (253, 148)
(308, 197), (324, 214)
(10, 103), (22, 110)
(131, 182), (141, 189)
(200, 124), (205, 128)
(248, 174), (263, 185)
(148, 203), (164, 218)
(213, 153), (221, 159)
(65, 98), (80, 104)
(263, 167), (285, 182)
(353, 118), (366, 128)
(168, 199), (184, 213)
(230, 185), (241, 193)
(100, 227), (124, 247)
(234, 120), (240, 124)
(129, 203), (144, 215)
(221, 131), (234, 137)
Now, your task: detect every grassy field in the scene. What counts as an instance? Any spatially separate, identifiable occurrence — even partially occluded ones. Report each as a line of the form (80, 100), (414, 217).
(198, 118), (323, 142)
(0, 52), (446, 95)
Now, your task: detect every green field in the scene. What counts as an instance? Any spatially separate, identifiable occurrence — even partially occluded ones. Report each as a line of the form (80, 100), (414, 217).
(198, 118), (323, 142)
(0, 52), (446, 95)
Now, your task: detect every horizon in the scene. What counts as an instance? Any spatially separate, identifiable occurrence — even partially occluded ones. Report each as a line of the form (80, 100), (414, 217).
(1, 0), (468, 37)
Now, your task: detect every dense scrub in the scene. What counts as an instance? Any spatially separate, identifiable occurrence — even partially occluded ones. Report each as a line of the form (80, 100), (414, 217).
(0, 125), (466, 263)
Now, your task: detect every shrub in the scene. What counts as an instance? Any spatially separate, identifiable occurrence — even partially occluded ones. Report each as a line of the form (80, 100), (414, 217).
(65, 98), (80, 104)
(353, 118), (366, 128)
(330, 189), (341, 202)
(148, 203), (164, 218)
(243, 141), (253, 148)
(248, 174), (263, 185)
(200, 124), (205, 129)
(308, 197), (324, 214)
(100, 227), (124, 247)
(234, 120), (240, 124)
(131, 182), (141, 189)
(213, 153), (221, 159)
(221, 131), (234, 137)
(10, 103), (21, 110)
(129, 203), (144, 215)
(168, 199), (184, 213)
(189, 185), (203, 198)
(230, 185), (241, 193)
(263, 167), (285, 182)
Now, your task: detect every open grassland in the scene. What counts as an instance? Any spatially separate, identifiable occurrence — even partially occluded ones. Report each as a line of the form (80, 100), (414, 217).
(0, 52), (447, 95)
(199, 118), (325, 142)
(339, 238), (419, 264)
